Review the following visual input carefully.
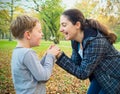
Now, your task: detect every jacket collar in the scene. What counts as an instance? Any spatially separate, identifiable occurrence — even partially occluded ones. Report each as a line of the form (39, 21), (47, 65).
(83, 27), (97, 40)
(71, 27), (98, 51)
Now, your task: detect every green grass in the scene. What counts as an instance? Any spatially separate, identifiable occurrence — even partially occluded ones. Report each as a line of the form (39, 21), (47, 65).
(0, 40), (16, 49)
(0, 39), (72, 57)
(0, 39), (119, 51)
(114, 42), (120, 50)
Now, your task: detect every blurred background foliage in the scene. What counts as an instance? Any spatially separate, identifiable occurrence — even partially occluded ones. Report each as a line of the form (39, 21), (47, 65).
(0, 0), (120, 43)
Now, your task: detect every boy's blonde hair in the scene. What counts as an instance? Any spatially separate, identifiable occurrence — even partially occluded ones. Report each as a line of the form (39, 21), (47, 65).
(10, 15), (39, 39)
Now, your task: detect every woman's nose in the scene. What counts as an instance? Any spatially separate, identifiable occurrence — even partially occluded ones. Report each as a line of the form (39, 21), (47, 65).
(59, 27), (63, 32)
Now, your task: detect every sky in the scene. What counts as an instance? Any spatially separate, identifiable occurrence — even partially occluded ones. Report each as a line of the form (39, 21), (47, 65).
(0, 0), (77, 10)
(62, 0), (77, 9)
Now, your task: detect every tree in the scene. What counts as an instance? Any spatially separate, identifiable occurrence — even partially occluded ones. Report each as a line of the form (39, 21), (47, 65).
(91, 0), (120, 28)
(0, 0), (15, 41)
(31, 0), (64, 44)
(0, 0), (26, 40)
(0, 10), (10, 39)
(74, 0), (120, 28)
(74, 0), (98, 18)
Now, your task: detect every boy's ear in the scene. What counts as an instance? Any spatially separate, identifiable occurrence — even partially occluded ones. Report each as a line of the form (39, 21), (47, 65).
(24, 31), (31, 40)
(75, 21), (81, 29)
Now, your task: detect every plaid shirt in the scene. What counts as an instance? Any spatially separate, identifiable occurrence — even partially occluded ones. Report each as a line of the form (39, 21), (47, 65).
(56, 28), (120, 94)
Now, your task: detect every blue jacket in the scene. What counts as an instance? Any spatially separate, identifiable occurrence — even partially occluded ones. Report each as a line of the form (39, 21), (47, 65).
(56, 28), (120, 94)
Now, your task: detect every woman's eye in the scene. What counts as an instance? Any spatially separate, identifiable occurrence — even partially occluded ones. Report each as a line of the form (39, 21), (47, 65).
(62, 23), (66, 27)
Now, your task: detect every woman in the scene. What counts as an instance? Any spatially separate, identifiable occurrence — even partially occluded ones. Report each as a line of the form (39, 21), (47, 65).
(56, 9), (120, 94)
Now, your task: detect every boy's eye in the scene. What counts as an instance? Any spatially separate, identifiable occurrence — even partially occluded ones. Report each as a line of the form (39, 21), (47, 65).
(38, 30), (41, 33)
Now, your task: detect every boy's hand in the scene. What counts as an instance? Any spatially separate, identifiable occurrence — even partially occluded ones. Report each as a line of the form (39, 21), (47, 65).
(47, 45), (61, 56)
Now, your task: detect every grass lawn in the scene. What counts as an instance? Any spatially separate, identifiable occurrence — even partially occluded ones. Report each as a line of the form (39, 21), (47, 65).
(0, 39), (119, 94)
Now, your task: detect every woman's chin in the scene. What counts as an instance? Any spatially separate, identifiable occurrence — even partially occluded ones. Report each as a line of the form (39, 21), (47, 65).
(65, 37), (70, 40)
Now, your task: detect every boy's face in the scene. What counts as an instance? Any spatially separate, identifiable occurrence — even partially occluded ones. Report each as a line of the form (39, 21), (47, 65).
(29, 22), (43, 47)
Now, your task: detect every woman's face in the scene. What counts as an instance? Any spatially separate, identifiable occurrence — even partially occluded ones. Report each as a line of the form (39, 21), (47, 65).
(60, 15), (80, 40)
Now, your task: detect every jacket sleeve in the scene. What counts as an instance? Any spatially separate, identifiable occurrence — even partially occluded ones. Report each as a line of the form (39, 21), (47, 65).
(56, 38), (106, 80)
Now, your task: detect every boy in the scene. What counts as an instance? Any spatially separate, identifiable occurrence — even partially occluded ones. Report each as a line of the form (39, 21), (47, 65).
(10, 15), (60, 94)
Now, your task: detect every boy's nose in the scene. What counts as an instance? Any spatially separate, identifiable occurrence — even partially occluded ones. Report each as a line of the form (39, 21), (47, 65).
(42, 32), (44, 36)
